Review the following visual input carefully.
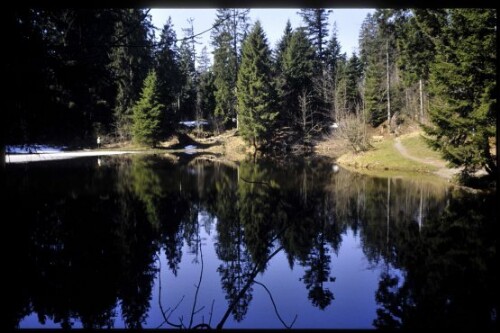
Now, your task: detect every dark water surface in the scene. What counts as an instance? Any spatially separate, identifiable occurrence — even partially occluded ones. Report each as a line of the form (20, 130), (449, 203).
(4, 155), (497, 329)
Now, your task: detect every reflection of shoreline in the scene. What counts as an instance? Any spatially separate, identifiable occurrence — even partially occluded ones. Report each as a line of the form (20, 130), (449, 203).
(8, 155), (493, 329)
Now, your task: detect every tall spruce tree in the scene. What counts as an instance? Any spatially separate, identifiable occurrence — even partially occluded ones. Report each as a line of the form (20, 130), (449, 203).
(274, 20), (294, 125)
(236, 21), (277, 149)
(178, 37), (198, 120)
(197, 47), (215, 124)
(395, 11), (434, 96)
(211, 9), (251, 129)
(212, 30), (237, 128)
(423, 9), (497, 179)
(299, 8), (332, 127)
(132, 70), (165, 147)
(298, 8), (330, 63)
(109, 9), (154, 140)
(360, 12), (389, 127)
(345, 53), (363, 114)
(282, 28), (316, 130)
(325, 24), (342, 120)
(155, 17), (181, 132)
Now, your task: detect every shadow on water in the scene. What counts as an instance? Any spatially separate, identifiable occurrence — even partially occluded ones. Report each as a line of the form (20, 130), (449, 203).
(4, 155), (497, 329)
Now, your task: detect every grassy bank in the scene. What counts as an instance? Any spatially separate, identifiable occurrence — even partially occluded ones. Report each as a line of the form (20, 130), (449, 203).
(336, 133), (440, 174)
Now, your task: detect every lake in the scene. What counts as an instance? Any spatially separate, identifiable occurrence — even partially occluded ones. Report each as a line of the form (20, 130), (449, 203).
(4, 154), (497, 329)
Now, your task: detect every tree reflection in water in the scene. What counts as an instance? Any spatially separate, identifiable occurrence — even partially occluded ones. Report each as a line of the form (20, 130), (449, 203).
(4, 155), (496, 329)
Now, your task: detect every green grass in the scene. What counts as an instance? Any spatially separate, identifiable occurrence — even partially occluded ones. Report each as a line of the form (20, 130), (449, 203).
(400, 133), (443, 161)
(337, 135), (439, 173)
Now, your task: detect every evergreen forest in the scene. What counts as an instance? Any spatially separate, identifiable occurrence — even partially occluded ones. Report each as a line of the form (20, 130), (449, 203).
(4, 8), (497, 181)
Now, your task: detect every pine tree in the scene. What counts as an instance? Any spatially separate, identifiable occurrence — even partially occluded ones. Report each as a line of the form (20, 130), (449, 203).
(282, 28), (315, 130)
(274, 20), (293, 73)
(424, 9), (497, 179)
(299, 8), (332, 127)
(359, 14), (387, 127)
(109, 9), (154, 140)
(325, 23), (341, 77)
(345, 53), (363, 114)
(132, 70), (165, 147)
(155, 17), (181, 132)
(237, 21), (278, 149)
(197, 47), (215, 124)
(178, 37), (198, 120)
(323, 25), (343, 121)
(274, 20), (294, 125)
(211, 9), (251, 130)
(298, 8), (331, 63)
(212, 30), (237, 128)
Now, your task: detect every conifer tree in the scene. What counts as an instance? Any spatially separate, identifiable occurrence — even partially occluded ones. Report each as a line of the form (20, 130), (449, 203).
(345, 53), (363, 114)
(211, 9), (251, 129)
(132, 70), (165, 147)
(236, 21), (278, 149)
(274, 20), (294, 125)
(155, 17), (181, 132)
(110, 9), (154, 139)
(282, 28), (315, 129)
(424, 9), (497, 178)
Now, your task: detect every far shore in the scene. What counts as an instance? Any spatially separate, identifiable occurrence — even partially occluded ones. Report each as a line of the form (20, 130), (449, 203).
(5, 150), (140, 163)
(5, 128), (491, 192)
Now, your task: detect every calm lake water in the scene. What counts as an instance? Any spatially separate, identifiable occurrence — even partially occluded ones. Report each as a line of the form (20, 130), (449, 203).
(4, 154), (497, 329)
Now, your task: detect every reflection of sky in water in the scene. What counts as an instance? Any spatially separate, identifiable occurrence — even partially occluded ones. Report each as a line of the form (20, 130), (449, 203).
(13, 156), (491, 330)
(21, 212), (393, 329)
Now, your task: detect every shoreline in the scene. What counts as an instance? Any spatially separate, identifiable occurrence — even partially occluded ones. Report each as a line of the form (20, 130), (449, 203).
(5, 150), (140, 163)
(4, 131), (491, 192)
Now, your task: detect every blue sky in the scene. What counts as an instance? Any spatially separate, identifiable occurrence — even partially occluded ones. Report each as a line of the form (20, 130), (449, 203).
(150, 8), (374, 66)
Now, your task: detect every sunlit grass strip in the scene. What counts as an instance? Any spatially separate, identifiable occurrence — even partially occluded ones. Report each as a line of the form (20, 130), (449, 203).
(400, 132), (443, 161)
(337, 136), (439, 173)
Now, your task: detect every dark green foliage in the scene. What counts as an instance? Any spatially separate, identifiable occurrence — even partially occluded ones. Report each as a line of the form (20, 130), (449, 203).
(423, 9), (497, 178)
(131, 70), (165, 147)
(273, 20), (293, 74)
(395, 10), (435, 85)
(155, 17), (182, 132)
(212, 30), (237, 128)
(345, 53), (363, 113)
(359, 13), (386, 126)
(198, 69), (216, 122)
(298, 8), (330, 63)
(325, 24), (341, 75)
(211, 9), (251, 130)
(178, 39), (198, 121)
(364, 60), (387, 126)
(7, 9), (124, 145)
(273, 20), (294, 125)
(236, 21), (278, 149)
(281, 28), (315, 128)
(6, 9), (156, 147)
(109, 9), (154, 140)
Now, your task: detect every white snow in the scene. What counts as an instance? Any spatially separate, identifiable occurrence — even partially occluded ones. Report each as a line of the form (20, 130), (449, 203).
(5, 151), (137, 163)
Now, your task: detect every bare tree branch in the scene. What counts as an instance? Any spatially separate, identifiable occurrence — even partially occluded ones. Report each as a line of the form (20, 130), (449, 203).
(254, 280), (298, 329)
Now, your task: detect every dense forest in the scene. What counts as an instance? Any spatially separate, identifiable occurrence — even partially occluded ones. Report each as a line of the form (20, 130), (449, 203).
(4, 8), (497, 179)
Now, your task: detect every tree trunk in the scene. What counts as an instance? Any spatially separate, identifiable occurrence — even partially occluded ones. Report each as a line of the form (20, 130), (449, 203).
(0, 144), (5, 168)
(386, 40), (391, 132)
(419, 78), (424, 122)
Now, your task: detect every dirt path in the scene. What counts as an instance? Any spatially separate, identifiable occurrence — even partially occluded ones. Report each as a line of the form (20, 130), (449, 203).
(394, 137), (461, 180)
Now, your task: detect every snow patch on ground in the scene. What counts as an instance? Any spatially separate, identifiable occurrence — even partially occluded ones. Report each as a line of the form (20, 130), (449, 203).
(5, 151), (137, 163)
